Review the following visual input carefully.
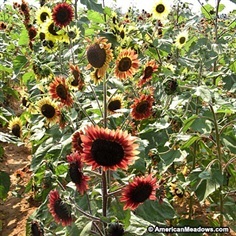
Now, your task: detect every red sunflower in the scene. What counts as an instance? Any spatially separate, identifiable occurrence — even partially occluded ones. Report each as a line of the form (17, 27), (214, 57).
(71, 130), (84, 153)
(120, 175), (158, 210)
(69, 64), (85, 91)
(81, 125), (139, 171)
(49, 76), (73, 107)
(138, 60), (159, 87)
(48, 190), (73, 226)
(131, 94), (154, 120)
(115, 48), (139, 80)
(52, 2), (74, 28)
(67, 152), (90, 195)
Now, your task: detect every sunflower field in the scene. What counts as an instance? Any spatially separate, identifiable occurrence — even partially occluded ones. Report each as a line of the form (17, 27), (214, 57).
(0, 0), (236, 235)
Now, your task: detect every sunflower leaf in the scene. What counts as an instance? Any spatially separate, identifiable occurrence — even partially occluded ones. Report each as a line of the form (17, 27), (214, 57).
(80, 0), (103, 13)
(0, 171), (11, 200)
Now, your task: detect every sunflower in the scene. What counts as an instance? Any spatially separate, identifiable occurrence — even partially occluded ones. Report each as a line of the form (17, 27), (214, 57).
(36, 6), (52, 25)
(43, 39), (58, 53)
(152, 0), (170, 20)
(107, 223), (125, 236)
(169, 183), (186, 206)
(90, 69), (104, 85)
(107, 94), (124, 113)
(62, 25), (80, 44)
(52, 2), (74, 28)
(131, 94), (154, 120)
(138, 60), (158, 87)
(49, 76), (73, 107)
(86, 37), (113, 78)
(31, 221), (44, 236)
(71, 130), (84, 153)
(81, 125), (139, 171)
(67, 152), (90, 195)
(8, 117), (23, 138)
(37, 97), (59, 123)
(120, 175), (158, 210)
(175, 31), (188, 49)
(42, 19), (62, 41)
(48, 190), (73, 226)
(69, 64), (84, 90)
(163, 78), (178, 95)
(114, 48), (139, 80)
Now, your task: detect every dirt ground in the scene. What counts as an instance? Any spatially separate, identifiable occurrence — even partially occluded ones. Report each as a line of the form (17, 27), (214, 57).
(0, 140), (37, 236)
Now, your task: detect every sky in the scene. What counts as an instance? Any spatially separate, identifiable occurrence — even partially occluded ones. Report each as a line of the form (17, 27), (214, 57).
(1, 0), (236, 13)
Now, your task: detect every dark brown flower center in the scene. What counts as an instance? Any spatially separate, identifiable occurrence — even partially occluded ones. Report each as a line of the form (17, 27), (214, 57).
(91, 139), (124, 167)
(40, 12), (49, 22)
(56, 84), (67, 100)
(175, 188), (184, 198)
(47, 40), (54, 49)
(31, 221), (43, 236)
(108, 223), (124, 236)
(179, 36), (186, 44)
(55, 8), (70, 24)
(156, 4), (165, 13)
(41, 104), (56, 118)
(12, 124), (21, 138)
(68, 30), (76, 39)
(143, 66), (153, 79)
(69, 162), (83, 184)
(54, 199), (71, 221)
(130, 183), (153, 203)
(135, 101), (149, 114)
(48, 23), (59, 35)
(118, 57), (132, 72)
(120, 30), (125, 39)
(87, 44), (106, 68)
(108, 99), (121, 112)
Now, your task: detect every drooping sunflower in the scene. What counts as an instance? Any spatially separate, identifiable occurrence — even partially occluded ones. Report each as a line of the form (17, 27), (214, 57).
(152, 0), (170, 20)
(36, 6), (52, 25)
(107, 222), (125, 236)
(49, 76), (73, 107)
(175, 31), (188, 49)
(81, 125), (139, 171)
(8, 117), (23, 138)
(52, 2), (74, 28)
(71, 130), (84, 153)
(67, 152), (90, 195)
(107, 94), (124, 113)
(138, 60), (159, 87)
(169, 183), (186, 206)
(90, 69), (104, 85)
(37, 97), (59, 124)
(48, 190), (73, 226)
(120, 175), (158, 210)
(131, 94), (154, 120)
(31, 220), (44, 236)
(69, 64), (84, 90)
(86, 37), (113, 78)
(42, 39), (58, 53)
(114, 48), (139, 80)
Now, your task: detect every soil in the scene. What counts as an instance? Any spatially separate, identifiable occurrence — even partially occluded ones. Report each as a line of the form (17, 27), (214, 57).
(0, 140), (38, 236)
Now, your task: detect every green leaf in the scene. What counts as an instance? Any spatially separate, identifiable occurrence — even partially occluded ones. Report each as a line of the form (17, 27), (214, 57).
(0, 64), (12, 73)
(22, 71), (35, 84)
(18, 28), (29, 46)
(218, 4), (225, 12)
(80, 0), (103, 13)
(181, 135), (200, 149)
(0, 171), (11, 200)
(201, 4), (214, 19)
(13, 55), (27, 75)
(190, 118), (212, 134)
(80, 221), (93, 236)
(136, 199), (175, 223)
(182, 115), (198, 133)
(87, 10), (104, 23)
(221, 127), (236, 153)
(194, 86), (212, 102)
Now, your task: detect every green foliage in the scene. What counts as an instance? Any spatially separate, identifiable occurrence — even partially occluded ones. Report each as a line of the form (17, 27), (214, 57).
(0, 171), (11, 200)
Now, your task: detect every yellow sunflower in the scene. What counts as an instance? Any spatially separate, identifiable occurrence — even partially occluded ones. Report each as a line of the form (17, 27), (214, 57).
(169, 183), (186, 206)
(42, 19), (63, 41)
(42, 38), (58, 53)
(90, 69), (104, 85)
(86, 37), (113, 78)
(8, 117), (23, 138)
(37, 97), (59, 124)
(107, 94), (124, 113)
(62, 25), (80, 44)
(175, 31), (188, 49)
(35, 6), (52, 25)
(152, 0), (170, 20)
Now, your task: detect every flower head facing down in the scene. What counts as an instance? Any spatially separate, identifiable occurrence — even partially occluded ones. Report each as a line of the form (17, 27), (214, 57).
(67, 152), (90, 194)
(131, 94), (154, 120)
(107, 222), (125, 236)
(115, 48), (139, 80)
(120, 175), (158, 210)
(108, 94), (124, 113)
(72, 130), (84, 153)
(49, 76), (73, 107)
(48, 190), (73, 226)
(31, 221), (44, 236)
(175, 31), (188, 49)
(81, 125), (139, 171)
(138, 60), (159, 87)
(52, 2), (74, 28)
(8, 117), (23, 138)
(152, 0), (170, 20)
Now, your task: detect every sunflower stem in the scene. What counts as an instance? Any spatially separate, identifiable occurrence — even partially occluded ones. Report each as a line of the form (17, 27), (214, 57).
(102, 170), (108, 221)
(103, 73), (108, 128)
